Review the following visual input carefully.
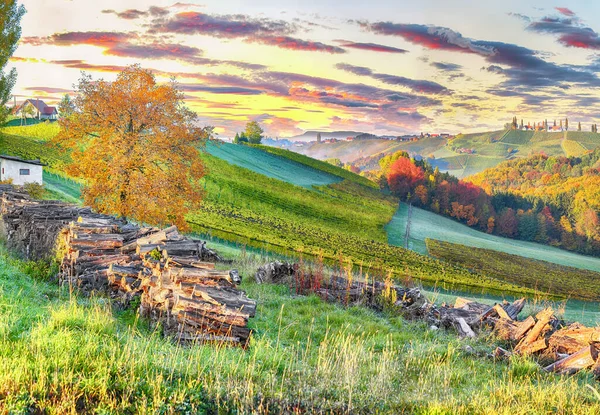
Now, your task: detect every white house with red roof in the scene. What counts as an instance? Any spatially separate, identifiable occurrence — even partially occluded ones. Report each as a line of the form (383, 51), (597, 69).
(14, 99), (58, 121)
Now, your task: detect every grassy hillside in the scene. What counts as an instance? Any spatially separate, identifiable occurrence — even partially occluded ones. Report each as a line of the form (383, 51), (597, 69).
(288, 128), (600, 180)
(427, 239), (600, 301)
(386, 203), (600, 273)
(250, 143), (378, 188)
(0, 126), (546, 296)
(295, 136), (446, 164)
(205, 141), (342, 189)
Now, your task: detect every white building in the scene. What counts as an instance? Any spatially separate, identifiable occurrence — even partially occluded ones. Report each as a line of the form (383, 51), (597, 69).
(0, 155), (44, 185)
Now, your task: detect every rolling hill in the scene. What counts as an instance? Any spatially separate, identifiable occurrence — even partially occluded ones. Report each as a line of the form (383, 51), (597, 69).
(285, 128), (600, 179)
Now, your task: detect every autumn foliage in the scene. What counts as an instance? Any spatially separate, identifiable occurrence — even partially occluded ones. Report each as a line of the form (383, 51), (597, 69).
(387, 157), (425, 198)
(54, 65), (212, 229)
(380, 149), (600, 255)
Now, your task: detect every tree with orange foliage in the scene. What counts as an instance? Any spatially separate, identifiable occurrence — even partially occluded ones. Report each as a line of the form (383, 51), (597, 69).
(387, 157), (424, 199)
(54, 65), (212, 229)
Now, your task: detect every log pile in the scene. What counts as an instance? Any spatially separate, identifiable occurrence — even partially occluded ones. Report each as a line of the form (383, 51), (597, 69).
(490, 307), (600, 376)
(0, 189), (255, 347)
(255, 262), (430, 315)
(59, 219), (256, 346)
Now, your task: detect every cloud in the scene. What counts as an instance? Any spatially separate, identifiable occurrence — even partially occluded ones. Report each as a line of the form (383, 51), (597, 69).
(335, 62), (450, 94)
(102, 6), (170, 19)
(151, 11), (293, 38)
(179, 84), (264, 95)
(25, 87), (73, 94)
(483, 65), (504, 74)
(335, 40), (407, 53)
(23, 31), (134, 47)
(508, 12), (531, 22)
(555, 7), (575, 17)
(430, 61), (462, 71)
(105, 42), (204, 61)
(527, 14), (600, 49)
(102, 9), (148, 20)
(26, 31), (267, 70)
(335, 63), (372, 76)
(248, 36), (345, 53)
(362, 21), (600, 88)
(364, 22), (494, 55)
(151, 11), (343, 53)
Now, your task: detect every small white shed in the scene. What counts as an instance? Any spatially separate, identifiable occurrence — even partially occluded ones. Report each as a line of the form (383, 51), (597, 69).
(0, 155), (44, 185)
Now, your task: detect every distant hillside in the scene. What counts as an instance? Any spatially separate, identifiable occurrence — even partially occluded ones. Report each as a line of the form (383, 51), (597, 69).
(293, 136), (447, 165)
(285, 130), (365, 142)
(282, 128), (600, 180)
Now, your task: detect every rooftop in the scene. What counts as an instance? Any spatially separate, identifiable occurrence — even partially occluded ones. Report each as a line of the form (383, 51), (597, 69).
(0, 154), (45, 166)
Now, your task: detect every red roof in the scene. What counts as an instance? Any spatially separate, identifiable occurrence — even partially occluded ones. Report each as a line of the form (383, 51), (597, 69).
(18, 99), (57, 115)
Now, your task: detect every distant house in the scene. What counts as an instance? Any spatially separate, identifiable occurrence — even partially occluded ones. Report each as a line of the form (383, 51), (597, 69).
(15, 99), (58, 121)
(0, 155), (44, 185)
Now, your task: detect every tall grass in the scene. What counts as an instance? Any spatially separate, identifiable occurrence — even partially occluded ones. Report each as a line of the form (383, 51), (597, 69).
(1, 245), (600, 413)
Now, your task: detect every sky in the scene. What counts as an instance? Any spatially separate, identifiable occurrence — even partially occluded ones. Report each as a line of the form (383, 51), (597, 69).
(8, 0), (600, 138)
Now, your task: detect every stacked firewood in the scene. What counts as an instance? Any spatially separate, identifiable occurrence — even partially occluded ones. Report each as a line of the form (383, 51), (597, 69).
(60, 219), (256, 346)
(0, 189), (255, 346)
(136, 233), (255, 346)
(0, 188), (99, 259)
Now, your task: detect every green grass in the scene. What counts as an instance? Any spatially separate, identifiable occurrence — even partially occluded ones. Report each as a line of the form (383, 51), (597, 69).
(500, 130), (535, 145)
(2, 243), (600, 413)
(562, 139), (588, 157)
(427, 239), (600, 301)
(386, 203), (600, 273)
(206, 141), (343, 189)
(253, 143), (378, 188)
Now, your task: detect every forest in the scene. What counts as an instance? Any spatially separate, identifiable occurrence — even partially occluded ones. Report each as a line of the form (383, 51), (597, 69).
(379, 149), (600, 255)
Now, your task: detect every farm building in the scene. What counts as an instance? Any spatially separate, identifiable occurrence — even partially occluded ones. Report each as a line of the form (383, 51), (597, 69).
(0, 155), (44, 185)
(14, 99), (58, 121)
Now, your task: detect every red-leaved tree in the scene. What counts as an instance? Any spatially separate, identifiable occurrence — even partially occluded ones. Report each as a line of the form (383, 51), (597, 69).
(387, 157), (425, 199)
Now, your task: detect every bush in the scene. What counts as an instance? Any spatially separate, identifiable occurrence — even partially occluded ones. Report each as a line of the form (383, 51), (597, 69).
(23, 182), (45, 199)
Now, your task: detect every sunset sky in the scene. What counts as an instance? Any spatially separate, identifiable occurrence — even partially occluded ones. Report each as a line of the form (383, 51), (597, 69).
(9, 0), (600, 138)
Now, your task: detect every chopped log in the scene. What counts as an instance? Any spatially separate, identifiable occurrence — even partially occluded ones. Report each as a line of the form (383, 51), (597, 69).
(493, 304), (512, 321)
(513, 316), (536, 342)
(503, 298), (526, 320)
(109, 264), (141, 278)
(544, 344), (600, 375)
(518, 338), (548, 355)
(455, 317), (476, 338)
(136, 226), (177, 245)
(548, 324), (600, 355)
(515, 308), (554, 355)
(454, 297), (472, 308)
(166, 256), (215, 269)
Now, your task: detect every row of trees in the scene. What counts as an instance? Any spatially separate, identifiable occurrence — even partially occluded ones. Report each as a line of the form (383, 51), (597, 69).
(508, 116), (600, 132)
(379, 150), (600, 255)
(233, 121), (264, 144)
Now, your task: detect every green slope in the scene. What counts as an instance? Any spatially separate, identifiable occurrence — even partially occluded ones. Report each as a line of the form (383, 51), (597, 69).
(205, 141), (342, 189)
(386, 202), (600, 273)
